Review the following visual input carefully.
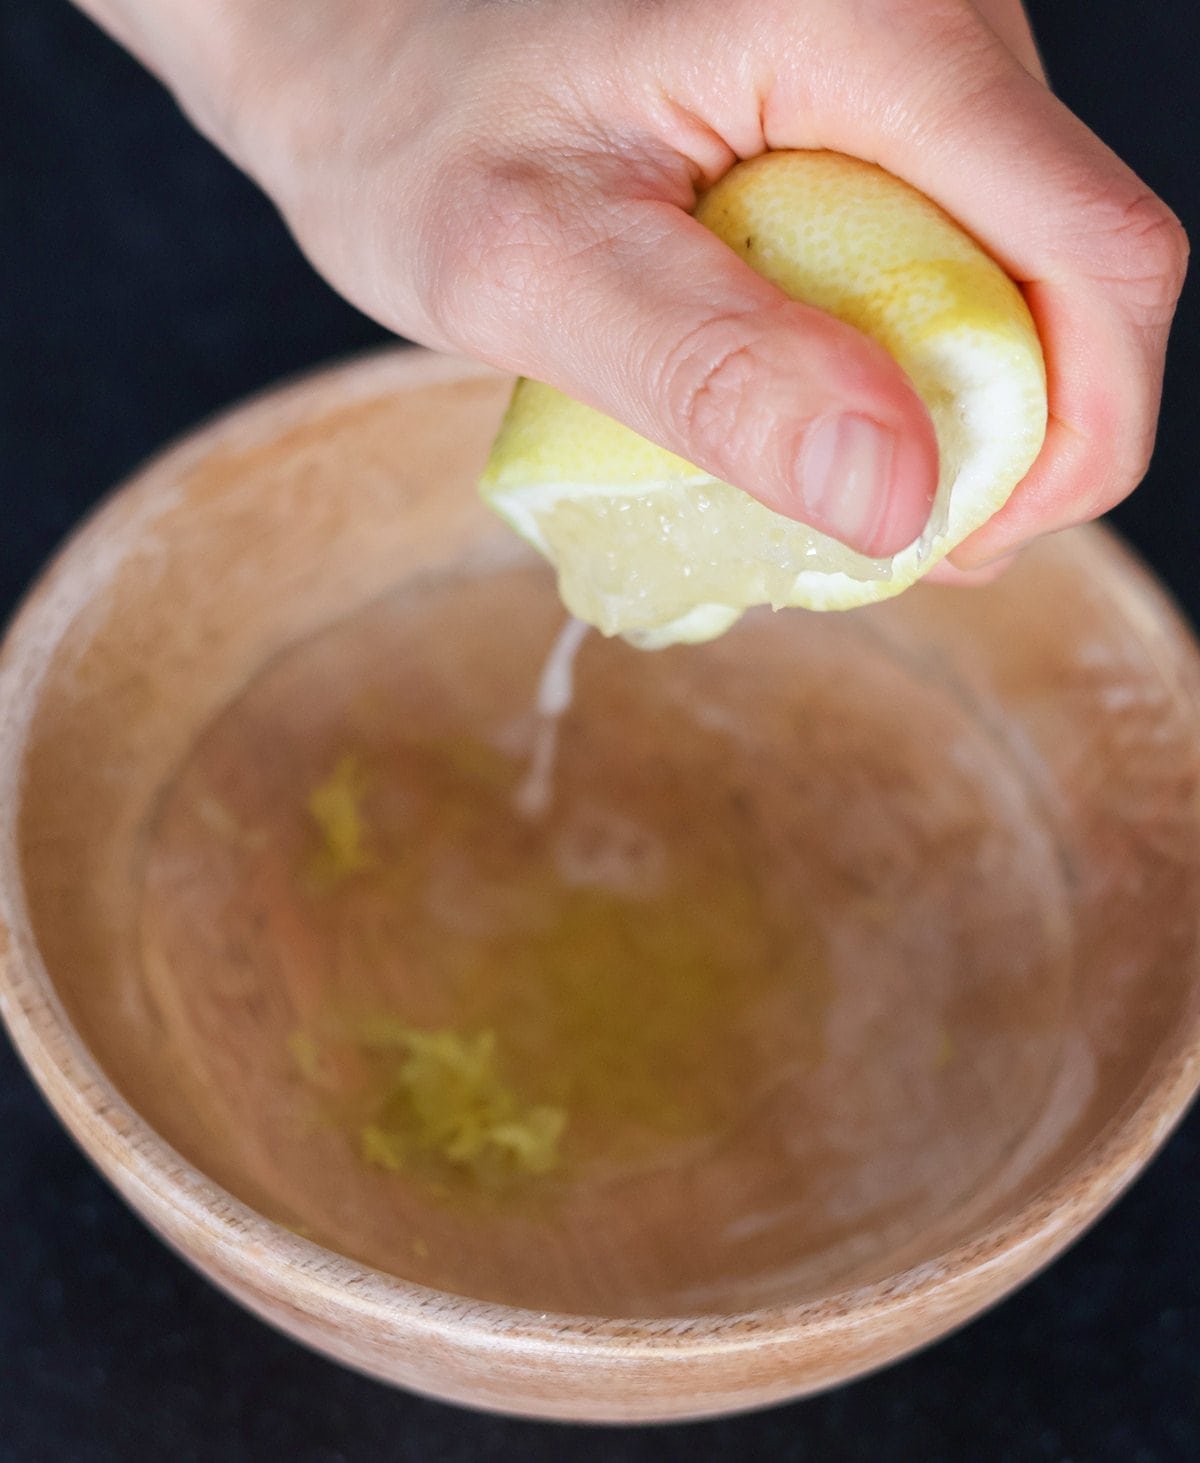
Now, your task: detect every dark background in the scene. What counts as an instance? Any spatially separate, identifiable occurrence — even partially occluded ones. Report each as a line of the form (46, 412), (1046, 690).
(2, 2), (1198, 1458)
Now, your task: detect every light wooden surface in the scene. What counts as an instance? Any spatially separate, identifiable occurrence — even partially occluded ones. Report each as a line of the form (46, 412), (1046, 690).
(1, 347), (1199, 1422)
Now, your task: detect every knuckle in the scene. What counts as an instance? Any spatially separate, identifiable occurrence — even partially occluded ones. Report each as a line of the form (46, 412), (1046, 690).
(1082, 185), (1189, 326)
(412, 150), (585, 355)
(881, 4), (1008, 131)
(653, 316), (765, 468)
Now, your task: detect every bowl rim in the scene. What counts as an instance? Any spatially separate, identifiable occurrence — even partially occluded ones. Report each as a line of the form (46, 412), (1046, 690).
(2, 344), (1199, 1363)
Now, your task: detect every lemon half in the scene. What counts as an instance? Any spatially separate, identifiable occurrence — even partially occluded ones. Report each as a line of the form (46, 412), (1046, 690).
(480, 151), (1047, 648)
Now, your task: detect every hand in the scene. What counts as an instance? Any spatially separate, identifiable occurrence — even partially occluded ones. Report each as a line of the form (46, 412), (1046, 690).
(76, 0), (1187, 564)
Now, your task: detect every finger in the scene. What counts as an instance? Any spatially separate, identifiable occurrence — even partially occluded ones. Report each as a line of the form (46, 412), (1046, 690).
(924, 552), (1016, 587)
(971, 0), (1046, 81)
(749, 3), (1188, 562)
(436, 182), (939, 558)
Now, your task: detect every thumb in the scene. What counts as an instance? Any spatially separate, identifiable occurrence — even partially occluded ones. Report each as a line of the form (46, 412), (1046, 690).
(458, 195), (938, 558)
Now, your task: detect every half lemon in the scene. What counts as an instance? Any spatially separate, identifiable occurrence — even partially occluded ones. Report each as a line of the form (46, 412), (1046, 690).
(480, 150), (1047, 648)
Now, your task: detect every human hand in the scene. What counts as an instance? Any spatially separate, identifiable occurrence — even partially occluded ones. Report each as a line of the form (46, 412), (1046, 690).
(77, 0), (1186, 565)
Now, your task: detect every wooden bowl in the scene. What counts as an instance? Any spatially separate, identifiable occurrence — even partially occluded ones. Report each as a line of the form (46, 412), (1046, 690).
(2, 348), (1199, 1423)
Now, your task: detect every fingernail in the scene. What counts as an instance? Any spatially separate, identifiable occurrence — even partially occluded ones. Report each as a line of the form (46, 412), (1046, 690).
(797, 413), (898, 555)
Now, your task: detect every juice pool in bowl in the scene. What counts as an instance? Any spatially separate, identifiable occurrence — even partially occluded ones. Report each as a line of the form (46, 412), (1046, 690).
(137, 556), (1074, 1316)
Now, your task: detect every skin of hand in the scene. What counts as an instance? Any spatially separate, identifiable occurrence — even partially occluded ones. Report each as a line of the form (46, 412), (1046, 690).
(74, 0), (1187, 566)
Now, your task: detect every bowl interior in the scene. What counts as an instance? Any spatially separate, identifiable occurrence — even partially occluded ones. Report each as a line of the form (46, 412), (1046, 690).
(10, 352), (1200, 1320)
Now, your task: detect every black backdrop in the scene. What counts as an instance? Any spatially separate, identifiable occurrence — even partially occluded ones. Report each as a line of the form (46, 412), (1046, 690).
(2, 3), (1198, 1458)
